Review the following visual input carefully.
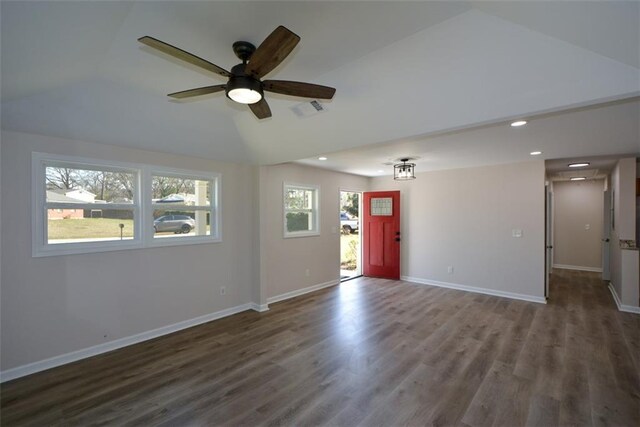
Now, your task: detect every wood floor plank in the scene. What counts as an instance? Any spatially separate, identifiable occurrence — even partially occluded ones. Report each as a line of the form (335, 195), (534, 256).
(1, 270), (638, 426)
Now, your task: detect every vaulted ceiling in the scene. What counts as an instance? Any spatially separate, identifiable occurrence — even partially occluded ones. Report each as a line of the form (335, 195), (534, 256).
(2, 1), (639, 172)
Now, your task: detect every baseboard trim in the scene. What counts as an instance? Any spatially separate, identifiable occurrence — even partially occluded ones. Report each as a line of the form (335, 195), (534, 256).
(553, 264), (602, 273)
(401, 276), (546, 304)
(250, 303), (270, 312)
(267, 279), (340, 305)
(608, 282), (640, 314)
(0, 302), (255, 383)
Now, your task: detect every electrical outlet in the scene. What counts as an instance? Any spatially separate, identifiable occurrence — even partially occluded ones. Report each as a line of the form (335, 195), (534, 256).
(447, 266), (453, 274)
(220, 286), (226, 296)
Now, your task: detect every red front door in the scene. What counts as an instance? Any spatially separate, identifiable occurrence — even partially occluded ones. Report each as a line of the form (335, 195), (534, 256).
(363, 191), (401, 279)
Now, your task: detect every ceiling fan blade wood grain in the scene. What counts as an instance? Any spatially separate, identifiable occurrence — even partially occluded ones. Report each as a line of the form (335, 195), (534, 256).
(138, 36), (231, 78)
(168, 85), (227, 99)
(244, 26), (300, 79)
(263, 80), (336, 99)
(249, 98), (272, 119)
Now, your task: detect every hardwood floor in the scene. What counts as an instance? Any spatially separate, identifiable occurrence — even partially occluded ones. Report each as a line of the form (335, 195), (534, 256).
(2, 269), (639, 426)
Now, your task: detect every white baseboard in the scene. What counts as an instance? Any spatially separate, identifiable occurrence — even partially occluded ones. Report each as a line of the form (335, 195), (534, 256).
(608, 283), (640, 314)
(250, 303), (270, 312)
(267, 279), (339, 305)
(0, 302), (255, 383)
(401, 276), (546, 304)
(553, 264), (602, 273)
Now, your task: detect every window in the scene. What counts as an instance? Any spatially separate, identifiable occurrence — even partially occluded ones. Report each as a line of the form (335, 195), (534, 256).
(33, 153), (221, 257)
(151, 172), (219, 241)
(284, 183), (320, 238)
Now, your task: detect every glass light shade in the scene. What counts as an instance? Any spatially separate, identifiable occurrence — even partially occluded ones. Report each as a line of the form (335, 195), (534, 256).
(228, 87), (262, 104)
(394, 160), (416, 180)
(226, 75), (263, 105)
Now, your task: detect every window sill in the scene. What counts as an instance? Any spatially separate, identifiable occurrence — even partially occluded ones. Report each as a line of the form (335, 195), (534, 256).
(283, 231), (321, 239)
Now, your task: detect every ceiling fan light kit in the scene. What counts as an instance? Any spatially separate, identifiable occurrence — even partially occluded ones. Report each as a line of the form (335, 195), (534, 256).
(138, 26), (336, 119)
(394, 158), (416, 181)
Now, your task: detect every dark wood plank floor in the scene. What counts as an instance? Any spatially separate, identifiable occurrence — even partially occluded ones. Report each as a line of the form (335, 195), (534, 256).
(2, 269), (639, 426)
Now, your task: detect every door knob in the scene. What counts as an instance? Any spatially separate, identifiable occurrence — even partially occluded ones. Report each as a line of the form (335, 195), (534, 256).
(395, 237), (401, 242)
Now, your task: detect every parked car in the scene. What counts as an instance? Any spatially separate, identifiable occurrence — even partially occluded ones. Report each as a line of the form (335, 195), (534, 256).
(154, 215), (195, 234)
(340, 212), (359, 234)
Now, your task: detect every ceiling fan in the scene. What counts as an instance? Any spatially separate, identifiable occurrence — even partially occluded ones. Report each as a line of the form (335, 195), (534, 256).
(138, 26), (336, 119)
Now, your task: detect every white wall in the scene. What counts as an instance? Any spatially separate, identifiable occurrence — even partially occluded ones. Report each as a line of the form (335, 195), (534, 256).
(371, 160), (546, 301)
(0, 131), (258, 372)
(553, 180), (604, 271)
(260, 163), (369, 301)
(609, 157), (639, 309)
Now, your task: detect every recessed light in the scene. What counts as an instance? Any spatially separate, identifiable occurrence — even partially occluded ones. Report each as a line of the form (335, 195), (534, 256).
(511, 120), (527, 127)
(530, 151), (542, 156)
(377, 170), (384, 173)
(568, 162), (590, 168)
(318, 156), (327, 161)
(570, 177), (586, 181)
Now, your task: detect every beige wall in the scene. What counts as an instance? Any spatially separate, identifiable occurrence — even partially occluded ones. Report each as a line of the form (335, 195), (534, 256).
(259, 163), (370, 301)
(609, 157), (639, 308)
(1, 131), (258, 371)
(553, 180), (604, 270)
(371, 160), (546, 300)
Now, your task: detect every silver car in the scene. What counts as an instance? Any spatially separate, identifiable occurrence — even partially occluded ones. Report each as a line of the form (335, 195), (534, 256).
(154, 215), (195, 234)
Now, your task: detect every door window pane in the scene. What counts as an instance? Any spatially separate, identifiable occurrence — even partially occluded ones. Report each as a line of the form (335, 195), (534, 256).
(371, 197), (393, 216)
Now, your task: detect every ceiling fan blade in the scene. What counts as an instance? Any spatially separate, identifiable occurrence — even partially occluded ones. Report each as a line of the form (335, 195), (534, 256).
(138, 36), (231, 78)
(168, 85), (226, 99)
(244, 26), (300, 79)
(249, 98), (272, 119)
(263, 80), (336, 100)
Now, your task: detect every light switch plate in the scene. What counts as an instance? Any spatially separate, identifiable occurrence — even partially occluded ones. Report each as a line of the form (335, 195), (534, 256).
(512, 229), (523, 238)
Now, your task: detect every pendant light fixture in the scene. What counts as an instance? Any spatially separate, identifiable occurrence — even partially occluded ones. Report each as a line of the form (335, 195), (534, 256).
(394, 158), (416, 180)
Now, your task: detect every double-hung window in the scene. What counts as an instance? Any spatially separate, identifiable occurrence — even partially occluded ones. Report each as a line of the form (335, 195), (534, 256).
(33, 153), (141, 256)
(33, 152), (221, 256)
(283, 183), (320, 238)
(150, 171), (219, 242)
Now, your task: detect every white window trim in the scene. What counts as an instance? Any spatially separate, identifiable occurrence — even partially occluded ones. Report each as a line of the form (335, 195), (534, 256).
(32, 152), (221, 257)
(146, 166), (221, 248)
(283, 182), (320, 238)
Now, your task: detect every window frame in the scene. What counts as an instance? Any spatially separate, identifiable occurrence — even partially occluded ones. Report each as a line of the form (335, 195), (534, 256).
(283, 182), (320, 238)
(32, 152), (221, 257)
(147, 167), (221, 247)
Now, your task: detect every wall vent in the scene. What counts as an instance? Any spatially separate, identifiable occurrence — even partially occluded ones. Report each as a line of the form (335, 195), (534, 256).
(291, 100), (326, 117)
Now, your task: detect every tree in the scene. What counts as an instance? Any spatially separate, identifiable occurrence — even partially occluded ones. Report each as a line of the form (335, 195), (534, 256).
(46, 167), (79, 190)
(341, 192), (359, 218)
(152, 176), (195, 199)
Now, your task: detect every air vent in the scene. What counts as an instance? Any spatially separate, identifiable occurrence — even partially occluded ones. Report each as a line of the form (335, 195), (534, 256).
(291, 100), (326, 118)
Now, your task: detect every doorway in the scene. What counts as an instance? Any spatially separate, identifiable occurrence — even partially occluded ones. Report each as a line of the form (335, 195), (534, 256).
(340, 191), (362, 281)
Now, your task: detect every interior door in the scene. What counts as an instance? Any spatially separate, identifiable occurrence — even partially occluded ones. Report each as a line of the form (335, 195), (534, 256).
(545, 185), (553, 298)
(363, 191), (401, 279)
(602, 189), (611, 280)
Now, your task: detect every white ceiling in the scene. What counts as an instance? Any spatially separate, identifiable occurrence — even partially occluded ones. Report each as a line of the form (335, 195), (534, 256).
(2, 1), (639, 172)
(297, 98), (640, 176)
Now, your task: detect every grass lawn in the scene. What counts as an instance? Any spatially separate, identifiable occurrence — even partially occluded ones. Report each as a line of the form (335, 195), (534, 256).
(340, 233), (360, 270)
(48, 218), (134, 239)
